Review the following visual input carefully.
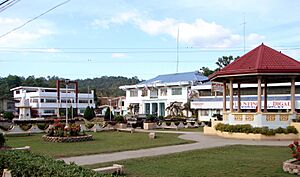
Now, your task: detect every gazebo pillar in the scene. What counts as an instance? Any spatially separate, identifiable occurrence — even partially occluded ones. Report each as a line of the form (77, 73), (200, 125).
(291, 77), (296, 113)
(257, 77), (262, 113)
(237, 82), (241, 112)
(264, 82), (268, 112)
(223, 81), (227, 113)
(229, 79), (234, 112)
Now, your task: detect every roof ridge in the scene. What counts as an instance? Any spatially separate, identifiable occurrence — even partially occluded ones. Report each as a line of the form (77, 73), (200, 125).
(255, 44), (264, 69)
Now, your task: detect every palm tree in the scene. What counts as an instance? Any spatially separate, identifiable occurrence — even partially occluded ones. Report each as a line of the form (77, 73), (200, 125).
(183, 102), (191, 117)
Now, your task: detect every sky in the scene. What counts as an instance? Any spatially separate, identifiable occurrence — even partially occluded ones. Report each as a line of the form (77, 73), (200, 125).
(0, 0), (300, 80)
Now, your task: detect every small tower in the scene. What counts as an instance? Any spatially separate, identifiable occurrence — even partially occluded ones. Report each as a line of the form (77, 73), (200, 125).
(17, 91), (31, 119)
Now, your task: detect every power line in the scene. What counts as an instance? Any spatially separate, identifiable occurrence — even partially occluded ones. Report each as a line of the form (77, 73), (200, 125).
(0, 0), (20, 13)
(0, 0), (71, 39)
(0, 47), (299, 54)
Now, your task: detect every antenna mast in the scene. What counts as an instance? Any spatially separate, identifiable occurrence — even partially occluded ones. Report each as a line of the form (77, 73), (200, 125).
(242, 15), (246, 53)
(176, 26), (179, 73)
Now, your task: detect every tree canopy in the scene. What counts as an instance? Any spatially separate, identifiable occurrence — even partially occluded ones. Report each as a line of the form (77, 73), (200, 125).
(200, 55), (239, 76)
(0, 75), (141, 99)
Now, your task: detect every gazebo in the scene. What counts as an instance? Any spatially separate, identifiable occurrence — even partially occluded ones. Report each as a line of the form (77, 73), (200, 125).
(209, 43), (300, 128)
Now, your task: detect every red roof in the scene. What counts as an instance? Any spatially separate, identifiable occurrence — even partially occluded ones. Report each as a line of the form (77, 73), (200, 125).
(209, 44), (300, 80)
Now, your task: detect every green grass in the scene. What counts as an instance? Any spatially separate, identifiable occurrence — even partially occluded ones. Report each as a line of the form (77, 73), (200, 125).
(5, 132), (193, 158)
(85, 145), (294, 177)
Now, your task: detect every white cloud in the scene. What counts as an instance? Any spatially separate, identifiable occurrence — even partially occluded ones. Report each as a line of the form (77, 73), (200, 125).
(92, 11), (139, 29)
(0, 17), (55, 47)
(111, 53), (127, 58)
(92, 11), (265, 48)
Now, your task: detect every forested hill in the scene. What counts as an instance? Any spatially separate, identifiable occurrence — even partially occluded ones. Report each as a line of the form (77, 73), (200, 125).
(0, 75), (141, 99)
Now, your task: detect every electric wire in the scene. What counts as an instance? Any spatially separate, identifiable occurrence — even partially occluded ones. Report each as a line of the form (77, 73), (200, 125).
(0, 0), (71, 39)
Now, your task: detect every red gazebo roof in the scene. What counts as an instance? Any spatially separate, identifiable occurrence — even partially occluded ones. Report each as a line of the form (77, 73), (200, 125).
(209, 44), (300, 82)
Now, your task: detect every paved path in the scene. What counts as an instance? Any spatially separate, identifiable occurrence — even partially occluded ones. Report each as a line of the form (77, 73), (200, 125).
(61, 130), (291, 166)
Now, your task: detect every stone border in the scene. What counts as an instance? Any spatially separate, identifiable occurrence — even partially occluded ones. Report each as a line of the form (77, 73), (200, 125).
(42, 134), (93, 143)
(283, 159), (300, 175)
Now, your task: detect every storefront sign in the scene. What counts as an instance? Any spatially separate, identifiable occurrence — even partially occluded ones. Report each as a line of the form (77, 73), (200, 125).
(191, 100), (291, 109)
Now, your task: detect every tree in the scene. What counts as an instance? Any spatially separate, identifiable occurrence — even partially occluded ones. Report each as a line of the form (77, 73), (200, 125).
(83, 106), (94, 120)
(215, 56), (239, 70)
(3, 111), (14, 120)
(183, 102), (191, 117)
(104, 107), (114, 120)
(200, 67), (215, 77)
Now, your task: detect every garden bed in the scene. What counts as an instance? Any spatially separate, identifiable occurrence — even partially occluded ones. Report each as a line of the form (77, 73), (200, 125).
(42, 134), (93, 143)
(283, 159), (300, 175)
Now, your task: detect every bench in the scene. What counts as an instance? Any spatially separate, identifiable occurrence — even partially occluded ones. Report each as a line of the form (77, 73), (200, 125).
(93, 164), (124, 175)
(116, 128), (135, 133)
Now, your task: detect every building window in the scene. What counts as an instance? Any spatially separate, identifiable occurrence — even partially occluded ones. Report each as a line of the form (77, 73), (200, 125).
(130, 90), (138, 97)
(141, 89), (148, 97)
(45, 99), (56, 103)
(31, 99), (39, 103)
(40, 99), (44, 103)
(79, 100), (88, 103)
(200, 110), (209, 116)
(171, 88), (182, 95)
(44, 110), (55, 114)
(160, 88), (167, 96)
(16, 90), (20, 94)
(150, 89), (158, 98)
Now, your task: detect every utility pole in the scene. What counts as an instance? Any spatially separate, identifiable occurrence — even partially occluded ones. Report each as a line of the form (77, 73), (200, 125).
(176, 26), (179, 73)
(241, 15), (247, 53)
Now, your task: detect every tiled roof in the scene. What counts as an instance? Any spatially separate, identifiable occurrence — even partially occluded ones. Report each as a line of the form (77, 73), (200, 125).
(139, 71), (208, 85)
(209, 44), (300, 80)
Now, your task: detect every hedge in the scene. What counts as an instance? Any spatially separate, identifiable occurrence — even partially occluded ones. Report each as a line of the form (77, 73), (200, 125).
(215, 123), (298, 136)
(0, 150), (114, 177)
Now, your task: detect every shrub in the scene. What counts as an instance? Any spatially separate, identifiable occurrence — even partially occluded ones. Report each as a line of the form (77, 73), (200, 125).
(288, 140), (300, 161)
(146, 114), (156, 122)
(47, 120), (84, 137)
(37, 124), (49, 130)
(0, 150), (110, 177)
(286, 126), (298, 134)
(0, 133), (5, 147)
(84, 106), (94, 120)
(19, 124), (32, 131)
(215, 123), (298, 136)
(114, 115), (125, 123)
(275, 127), (285, 134)
(3, 111), (14, 120)
(104, 107), (114, 120)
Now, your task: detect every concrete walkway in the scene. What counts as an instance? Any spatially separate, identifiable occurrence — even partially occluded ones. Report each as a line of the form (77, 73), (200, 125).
(61, 130), (292, 166)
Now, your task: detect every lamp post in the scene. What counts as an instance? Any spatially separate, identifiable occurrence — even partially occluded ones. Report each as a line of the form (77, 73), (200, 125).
(109, 99), (112, 121)
(70, 98), (73, 119)
(65, 79), (70, 128)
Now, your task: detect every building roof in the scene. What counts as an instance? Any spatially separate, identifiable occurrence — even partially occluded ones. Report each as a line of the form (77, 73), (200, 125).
(209, 44), (300, 82)
(119, 71), (208, 89)
(140, 71), (208, 85)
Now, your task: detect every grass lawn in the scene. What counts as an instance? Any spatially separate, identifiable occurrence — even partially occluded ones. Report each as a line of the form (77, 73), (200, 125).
(85, 145), (294, 177)
(5, 131), (193, 158)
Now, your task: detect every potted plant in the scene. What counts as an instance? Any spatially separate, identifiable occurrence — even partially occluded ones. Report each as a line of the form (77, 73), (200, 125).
(114, 115), (127, 129)
(283, 140), (300, 174)
(143, 114), (157, 130)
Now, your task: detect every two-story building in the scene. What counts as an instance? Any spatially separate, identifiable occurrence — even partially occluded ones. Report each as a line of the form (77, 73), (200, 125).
(119, 71), (208, 117)
(10, 86), (95, 117)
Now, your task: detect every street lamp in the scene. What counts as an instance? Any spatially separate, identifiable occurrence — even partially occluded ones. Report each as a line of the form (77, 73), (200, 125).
(109, 99), (112, 121)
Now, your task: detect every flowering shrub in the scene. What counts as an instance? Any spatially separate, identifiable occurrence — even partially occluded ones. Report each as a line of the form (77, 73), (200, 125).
(47, 119), (83, 137)
(288, 140), (300, 160)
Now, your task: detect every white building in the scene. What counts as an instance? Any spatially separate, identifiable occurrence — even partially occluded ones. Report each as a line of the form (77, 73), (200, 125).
(119, 71), (208, 117)
(191, 82), (300, 124)
(10, 86), (95, 117)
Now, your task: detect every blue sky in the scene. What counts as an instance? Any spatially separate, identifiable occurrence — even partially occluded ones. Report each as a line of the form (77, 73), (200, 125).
(0, 0), (300, 80)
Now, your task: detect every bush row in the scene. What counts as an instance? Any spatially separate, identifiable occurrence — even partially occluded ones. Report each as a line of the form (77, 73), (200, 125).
(0, 150), (114, 177)
(215, 123), (298, 136)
